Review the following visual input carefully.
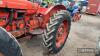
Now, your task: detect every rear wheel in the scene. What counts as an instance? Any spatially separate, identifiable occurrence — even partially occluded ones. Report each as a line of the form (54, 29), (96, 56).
(43, 10), (71, 54)
(0, 27), (22, 56)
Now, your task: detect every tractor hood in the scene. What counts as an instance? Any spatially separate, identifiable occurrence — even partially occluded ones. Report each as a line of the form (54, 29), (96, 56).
(0, 0), (34, 9)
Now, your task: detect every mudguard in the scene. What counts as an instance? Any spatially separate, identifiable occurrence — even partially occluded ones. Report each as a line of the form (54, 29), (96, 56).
(0, 27), (22, 56)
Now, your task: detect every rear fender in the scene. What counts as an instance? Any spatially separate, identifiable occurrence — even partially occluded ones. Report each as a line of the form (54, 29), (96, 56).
(37, 5), (67, 28)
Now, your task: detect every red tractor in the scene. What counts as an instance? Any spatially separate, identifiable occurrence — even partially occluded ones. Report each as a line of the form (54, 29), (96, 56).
(0, 0), (71, 56)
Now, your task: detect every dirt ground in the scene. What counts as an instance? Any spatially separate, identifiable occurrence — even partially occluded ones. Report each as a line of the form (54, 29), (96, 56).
(19, 14), (100, 56)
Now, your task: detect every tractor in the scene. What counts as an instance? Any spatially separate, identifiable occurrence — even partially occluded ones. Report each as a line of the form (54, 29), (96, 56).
(0, 0), (72, 56)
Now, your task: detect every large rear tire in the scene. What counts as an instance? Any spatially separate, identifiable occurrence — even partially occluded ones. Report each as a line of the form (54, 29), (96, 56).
(43, 10), (71, 54)
(0, 27), (22, 56)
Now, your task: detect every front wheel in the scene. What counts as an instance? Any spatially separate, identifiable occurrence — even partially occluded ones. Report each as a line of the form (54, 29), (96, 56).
(43, 10), (71, 54)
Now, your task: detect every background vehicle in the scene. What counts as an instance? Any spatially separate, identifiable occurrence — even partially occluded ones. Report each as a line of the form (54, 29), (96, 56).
(54, 0), (81, 22)
(0, 0), (71, 56)
(66, 1), (81, 22)
(86, 0), (100, 15)
(78, 0), (88, 13)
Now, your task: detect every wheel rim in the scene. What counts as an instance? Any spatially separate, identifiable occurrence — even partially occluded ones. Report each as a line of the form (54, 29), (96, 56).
(0, 52), (4, 56)
(56, 20), (69, 48)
